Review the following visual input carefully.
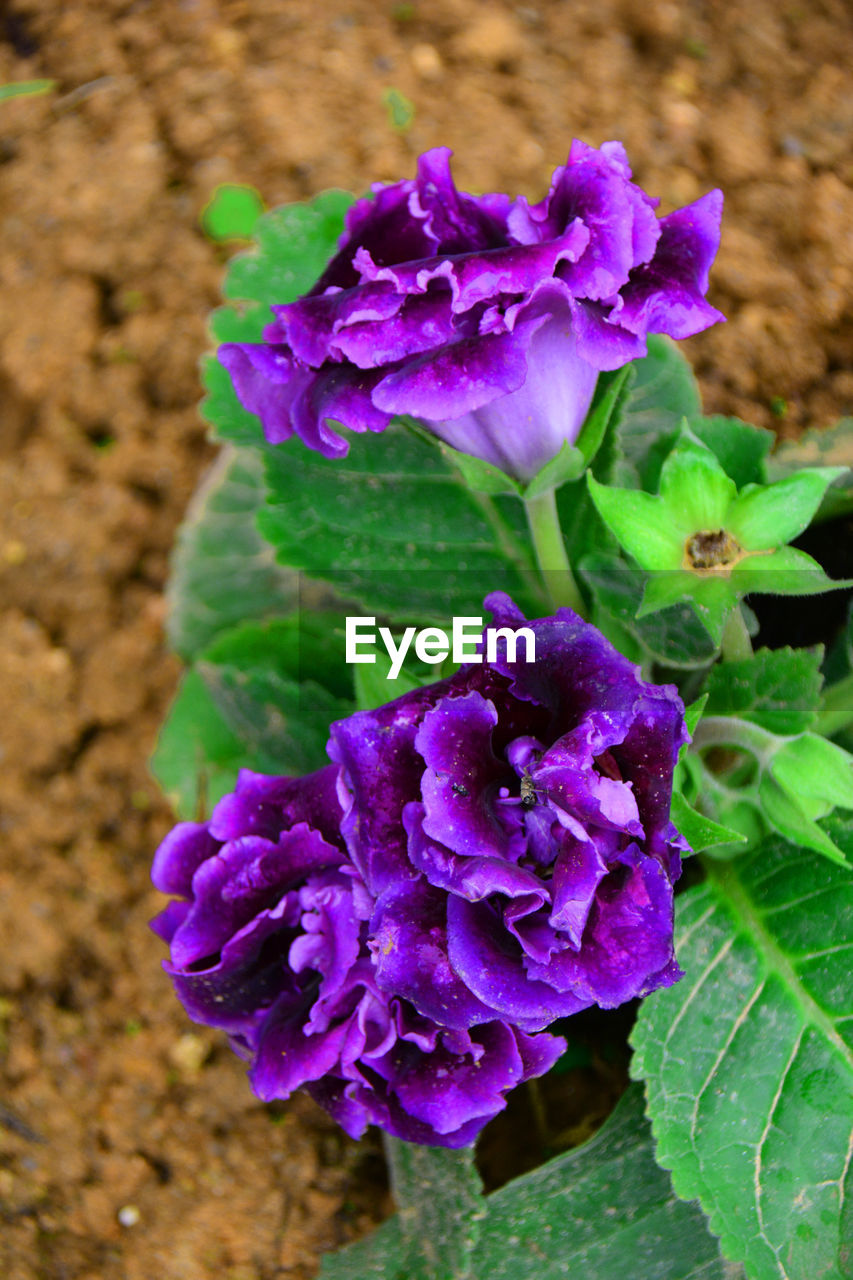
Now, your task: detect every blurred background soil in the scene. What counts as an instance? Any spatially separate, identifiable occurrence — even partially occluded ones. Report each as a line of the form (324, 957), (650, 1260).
(0, 0), (851, 1275)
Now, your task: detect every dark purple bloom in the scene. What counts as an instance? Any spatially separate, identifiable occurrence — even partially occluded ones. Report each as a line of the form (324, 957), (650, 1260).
(219, 142), (723, 481)
(151, 764), (563, 1146)
(329, 593), (690, 1033)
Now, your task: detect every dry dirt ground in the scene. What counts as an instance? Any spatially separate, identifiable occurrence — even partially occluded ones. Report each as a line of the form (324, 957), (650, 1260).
(0, 1), (851, 1276)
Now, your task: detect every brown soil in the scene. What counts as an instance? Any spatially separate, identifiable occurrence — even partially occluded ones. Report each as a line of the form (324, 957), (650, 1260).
(0, 1), (850, 1275)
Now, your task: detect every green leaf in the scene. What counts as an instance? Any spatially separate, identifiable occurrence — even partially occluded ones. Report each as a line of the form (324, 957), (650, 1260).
(166, 447), (300, 659)
(321, 1087), (734, 1280)
(728, 469), (849, 551)
(198, 617), (354, 775)
(704, 648), (824, 736)
(258, 420), (542, 623)
(670, 790), (748, 855)
(686, 415), (775, 490)
(222, 188), (356, 311)
(201, 183), (265, 241)
(150, 669), (259, 820)
(632, 829), (853, 1280)
(440, 442), (522, 496)
(617, 336), (702, 487)
(0, 79), (56, 102)
(766, 419), (853, 521)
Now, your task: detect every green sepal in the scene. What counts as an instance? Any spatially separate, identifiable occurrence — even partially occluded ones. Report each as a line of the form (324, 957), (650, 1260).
(636, 570), (703, 619)
(770, 732), (853, 814)
(657, 426), (737, 533)
(683, 693), (709, 741)
(670, 789), (749, 854)
(731, 544), (853, 595)
(586, 476), (682, 569)
(0, 79), (56, 101)
(685, 414), (774, 488)
(759, 774), (851, 866)
(439, 442), (522, 495)
(727, 466), (849, 550)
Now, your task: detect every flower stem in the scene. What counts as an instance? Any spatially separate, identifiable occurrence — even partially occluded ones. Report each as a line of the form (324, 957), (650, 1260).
(816, 671), (853, 739)
(524, 487), (586, 616)
(720, 604), (753, 662)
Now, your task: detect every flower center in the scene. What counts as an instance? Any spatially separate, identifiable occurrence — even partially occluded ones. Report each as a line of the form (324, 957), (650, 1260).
(684, 528), (742, 572)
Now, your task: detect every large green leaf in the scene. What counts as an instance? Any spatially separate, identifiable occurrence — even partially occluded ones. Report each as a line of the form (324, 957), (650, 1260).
(198, 618), (353, 773)
(704, 648), (824, 736)
(258, 420), (543, 623)
(166, 447), (300, 659)
(615, 336), (702, 488)
(632, 825), (853, 1280)
(150, 669), (262, 819)
(151, 616), (355, 819)
(320, 1087), (736, 1280)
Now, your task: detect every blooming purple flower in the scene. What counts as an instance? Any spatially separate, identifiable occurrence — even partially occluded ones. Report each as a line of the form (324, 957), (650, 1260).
(219, 142), (723, 482)
(329, 593), (690, 1033)
(151, 764), (563, 1146)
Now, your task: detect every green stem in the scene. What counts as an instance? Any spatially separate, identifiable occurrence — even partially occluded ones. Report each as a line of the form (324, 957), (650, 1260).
(817, 671), (853, 738)
(524, 487), (586, 616)
(720, 604), (753, 662)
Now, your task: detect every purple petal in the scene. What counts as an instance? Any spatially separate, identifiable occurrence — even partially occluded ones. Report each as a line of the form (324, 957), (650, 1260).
(446, 895), (589, 1031)
(370, 878), (498, 1029)
(152, 822), (220, 897)
(616, 190), (725, 339)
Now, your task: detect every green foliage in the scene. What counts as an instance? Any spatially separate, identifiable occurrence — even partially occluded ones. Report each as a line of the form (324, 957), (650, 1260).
(202, 190), (356, 446)
(201, 184), (265, 241)
(321, 1088), (734, 1280)
(767, 418), (853, 520)
(258, 420), (543, 623)
(151, 669), (259, 819)
(166, 448), (300, 659)
(632, 826), (853, 1280)
(704, 647), (824, 736)
(151, 615), (355, 820)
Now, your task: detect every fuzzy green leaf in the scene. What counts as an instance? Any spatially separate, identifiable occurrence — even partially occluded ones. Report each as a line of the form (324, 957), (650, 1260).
(166, 448), (301, 659)
(616, 336), (702, 488)
(704, 648), (824, 736)
(632, 828), (853, 1280)
(320, 1087), (734, 1280)
(258, 420), (542, 623)
(150, 670), (260, 820)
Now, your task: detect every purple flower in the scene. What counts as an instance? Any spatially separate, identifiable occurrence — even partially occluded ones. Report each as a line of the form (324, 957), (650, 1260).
(219, 142), (723, 481)
(329, 594), (690, 1033)
(151, 764), (564, 1146)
